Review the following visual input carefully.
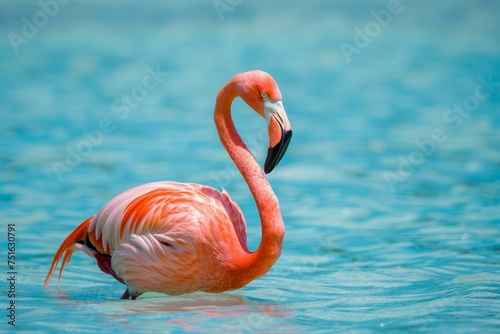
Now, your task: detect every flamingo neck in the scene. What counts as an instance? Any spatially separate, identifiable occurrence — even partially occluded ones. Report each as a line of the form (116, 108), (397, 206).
(214, 81), (284, 283)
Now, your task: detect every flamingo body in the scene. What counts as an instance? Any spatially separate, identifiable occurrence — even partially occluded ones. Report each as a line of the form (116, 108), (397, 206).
(45, 70), (292, 299)
(104, 182), (252, 295)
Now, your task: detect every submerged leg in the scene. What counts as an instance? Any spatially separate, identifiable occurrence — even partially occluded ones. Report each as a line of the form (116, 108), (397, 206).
(121, 289), (131, 300)
(120, 288), (138, 300)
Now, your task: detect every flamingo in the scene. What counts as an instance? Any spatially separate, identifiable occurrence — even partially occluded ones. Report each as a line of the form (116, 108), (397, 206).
(44, 70), (292, 300)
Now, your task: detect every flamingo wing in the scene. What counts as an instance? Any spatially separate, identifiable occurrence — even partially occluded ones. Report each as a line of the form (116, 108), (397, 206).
(88, 181), (247, 255)
(46, 181), (249, 297)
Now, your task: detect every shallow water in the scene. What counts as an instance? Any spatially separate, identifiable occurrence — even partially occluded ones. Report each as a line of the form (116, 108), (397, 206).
(1, 0), (500, 333)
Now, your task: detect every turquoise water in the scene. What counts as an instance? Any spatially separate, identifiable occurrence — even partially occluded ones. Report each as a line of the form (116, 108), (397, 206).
(1, 0), (500, 332)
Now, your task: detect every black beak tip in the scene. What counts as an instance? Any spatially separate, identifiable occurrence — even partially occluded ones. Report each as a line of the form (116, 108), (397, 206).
(264, 129), (292, 174)
(264, 161), (274, 174)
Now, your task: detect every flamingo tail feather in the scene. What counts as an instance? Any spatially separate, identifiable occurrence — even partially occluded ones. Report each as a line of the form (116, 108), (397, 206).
(44, 217), (93, 287)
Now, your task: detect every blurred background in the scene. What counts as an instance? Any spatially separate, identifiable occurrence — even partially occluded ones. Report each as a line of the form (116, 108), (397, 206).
(1, 0), (499, 333)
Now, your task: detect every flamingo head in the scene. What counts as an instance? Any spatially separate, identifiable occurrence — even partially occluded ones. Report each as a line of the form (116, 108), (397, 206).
(234, 70), (293, 174)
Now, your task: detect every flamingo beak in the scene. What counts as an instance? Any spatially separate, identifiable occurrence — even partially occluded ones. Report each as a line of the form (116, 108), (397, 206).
(263, 100), (292, 174)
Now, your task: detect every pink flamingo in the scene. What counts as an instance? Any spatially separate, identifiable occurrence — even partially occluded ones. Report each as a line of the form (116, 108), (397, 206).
(44, 70), (292, 299)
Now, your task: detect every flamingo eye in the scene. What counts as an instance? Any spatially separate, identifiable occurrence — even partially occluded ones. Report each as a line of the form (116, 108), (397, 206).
(261, 92), (268, 98)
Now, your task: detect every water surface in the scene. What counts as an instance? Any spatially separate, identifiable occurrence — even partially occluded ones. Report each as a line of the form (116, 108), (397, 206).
(1, 0), (499, 333)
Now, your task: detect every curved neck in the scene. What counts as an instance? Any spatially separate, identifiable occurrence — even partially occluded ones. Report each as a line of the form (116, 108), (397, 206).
(214, 80), (284, 282)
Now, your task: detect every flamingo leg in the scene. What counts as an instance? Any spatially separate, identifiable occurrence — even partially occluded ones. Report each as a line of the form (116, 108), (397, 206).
(120, 289), (138, 300)
(121, 289), (131, 299)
